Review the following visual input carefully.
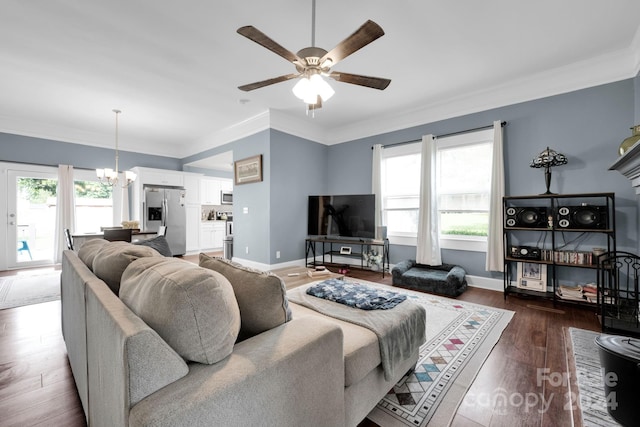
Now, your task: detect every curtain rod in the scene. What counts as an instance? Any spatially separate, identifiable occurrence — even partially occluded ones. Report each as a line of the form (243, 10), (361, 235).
(372, 120), (507, 150)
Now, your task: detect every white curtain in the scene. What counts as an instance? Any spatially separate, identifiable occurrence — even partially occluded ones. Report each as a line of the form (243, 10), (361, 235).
(485, 120), (505, 272)
(54, 164), (75, 263)
(416, 134), (441, 265)
(121, 181), (130, 222)
(372, 144), (383, 236)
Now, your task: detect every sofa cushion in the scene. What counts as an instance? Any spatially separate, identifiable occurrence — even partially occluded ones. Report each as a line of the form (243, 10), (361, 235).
(288, 302), (380, 387)
(92, 242), (162, 294)
(199, 253), (292, 341)
(133, 235), (172, 257)
(120, 257), (241, 365)
(77, 238), (109, 270)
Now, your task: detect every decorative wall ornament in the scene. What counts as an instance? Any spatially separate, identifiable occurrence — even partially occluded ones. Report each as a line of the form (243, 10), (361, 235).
(234, 154), (263, 185)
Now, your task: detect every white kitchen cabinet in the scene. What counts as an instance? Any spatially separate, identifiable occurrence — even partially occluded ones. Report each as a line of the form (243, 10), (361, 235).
(134, 167), (184, 187)
(212, 226), (224, 249)
(185, 205), (201, 252)
(200, 177), (233, 205)
(200, 178), (220, 205)
(200, 221), (225, 250)
(220, 179), (233, 192)
(183, 173), (202, 205)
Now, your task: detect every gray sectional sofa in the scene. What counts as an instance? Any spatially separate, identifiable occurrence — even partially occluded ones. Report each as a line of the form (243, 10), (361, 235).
(61, 240), (425, 427)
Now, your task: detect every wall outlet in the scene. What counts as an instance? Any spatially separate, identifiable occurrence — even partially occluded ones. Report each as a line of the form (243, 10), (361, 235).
(245, 246), (249, 254)
(276, 251), (281, 259)
(243, 207), (249, 214)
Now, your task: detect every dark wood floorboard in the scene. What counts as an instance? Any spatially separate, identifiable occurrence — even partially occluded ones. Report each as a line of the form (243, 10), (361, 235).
(0, 259), (599, 427)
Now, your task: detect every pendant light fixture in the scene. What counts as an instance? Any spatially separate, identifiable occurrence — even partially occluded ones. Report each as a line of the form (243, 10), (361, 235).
(96, 109), (136, 187)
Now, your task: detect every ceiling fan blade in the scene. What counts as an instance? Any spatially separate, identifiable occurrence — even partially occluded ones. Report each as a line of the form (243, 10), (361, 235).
(328, 71), (391, 90)
(237, 26), (302, 64)
(320, 20), (385, 66)
(238, 73), (300, 92)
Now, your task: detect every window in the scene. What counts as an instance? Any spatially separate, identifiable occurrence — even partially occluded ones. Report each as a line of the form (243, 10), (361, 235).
(73, 170), (114, 233)
(381, 143), (421, 240)
(437, 129), (493, 240)
(380, 129), (494, 251)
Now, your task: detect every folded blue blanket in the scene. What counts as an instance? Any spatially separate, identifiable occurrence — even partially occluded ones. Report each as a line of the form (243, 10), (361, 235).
(306, 279), (407, 310)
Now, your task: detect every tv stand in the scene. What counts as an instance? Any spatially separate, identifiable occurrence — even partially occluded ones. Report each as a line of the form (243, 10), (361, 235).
(305, 237), (390, 278)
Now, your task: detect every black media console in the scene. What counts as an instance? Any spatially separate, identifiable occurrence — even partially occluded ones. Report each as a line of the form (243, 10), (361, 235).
(305, 237), (390, 278)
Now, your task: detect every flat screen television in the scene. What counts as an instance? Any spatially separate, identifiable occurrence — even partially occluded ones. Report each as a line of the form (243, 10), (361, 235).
(308, 194), (376, 240)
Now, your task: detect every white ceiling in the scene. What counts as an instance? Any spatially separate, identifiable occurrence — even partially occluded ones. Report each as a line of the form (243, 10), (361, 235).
(1, 0), (639, 161)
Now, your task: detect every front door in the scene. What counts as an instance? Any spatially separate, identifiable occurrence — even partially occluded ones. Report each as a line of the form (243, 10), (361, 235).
(7, 169), (58, 268)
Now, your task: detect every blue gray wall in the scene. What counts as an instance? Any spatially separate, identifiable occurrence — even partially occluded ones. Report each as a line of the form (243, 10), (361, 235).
(269, 129), (328, 264)
(326, 79), (638, 278)
(224, 131), (271, 264)
(0, 132), (181, 171)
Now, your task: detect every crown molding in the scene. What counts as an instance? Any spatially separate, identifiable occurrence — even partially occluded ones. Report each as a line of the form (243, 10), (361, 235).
(268, 109), (327, 143)
(183, 111), (271, 157)
(322, 47), (639, 146)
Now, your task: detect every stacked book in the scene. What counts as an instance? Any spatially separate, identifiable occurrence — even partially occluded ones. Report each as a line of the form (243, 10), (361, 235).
(555, 283), (598, 304)
(540, 250), (594, 265)
(582, 283), (598, 303)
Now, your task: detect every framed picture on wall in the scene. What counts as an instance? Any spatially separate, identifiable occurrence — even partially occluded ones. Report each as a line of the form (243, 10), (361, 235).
(516, 262), (547, 292)
(234, 155), (263, 185)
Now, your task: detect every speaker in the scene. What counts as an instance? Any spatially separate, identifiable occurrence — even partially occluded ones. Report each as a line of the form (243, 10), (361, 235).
(505, 207), (548, 228)
(556, 205), (608, 230)
(376, 226), (387, 240)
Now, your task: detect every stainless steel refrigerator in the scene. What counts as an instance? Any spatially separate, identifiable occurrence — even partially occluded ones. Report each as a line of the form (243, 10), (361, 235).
(143, 185), (186, 256)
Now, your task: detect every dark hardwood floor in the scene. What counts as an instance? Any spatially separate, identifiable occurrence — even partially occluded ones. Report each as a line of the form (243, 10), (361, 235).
(0, 260), (600, 427)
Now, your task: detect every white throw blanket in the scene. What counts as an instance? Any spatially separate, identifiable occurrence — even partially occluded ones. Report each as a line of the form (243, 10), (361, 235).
(287, 283), (426, 381)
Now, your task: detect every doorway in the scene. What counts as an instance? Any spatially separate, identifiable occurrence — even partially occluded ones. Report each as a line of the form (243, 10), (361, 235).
(7, 169), (58, 269)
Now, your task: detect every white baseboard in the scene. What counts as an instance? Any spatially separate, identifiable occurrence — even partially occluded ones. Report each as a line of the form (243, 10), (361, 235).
(232, 256), (504, 293)
(466, 274), (503, 292)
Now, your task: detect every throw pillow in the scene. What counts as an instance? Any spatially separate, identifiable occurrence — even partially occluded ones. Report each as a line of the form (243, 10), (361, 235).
(92, 241), (162, 294)
(198, 253), (292, 341)
(133, 235), (172, 257)
(120, 257), (241, 365)
(77, 238), (109, 270)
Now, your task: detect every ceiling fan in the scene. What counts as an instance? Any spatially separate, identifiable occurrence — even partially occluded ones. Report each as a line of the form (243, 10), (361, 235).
(236, 0), (391, 111)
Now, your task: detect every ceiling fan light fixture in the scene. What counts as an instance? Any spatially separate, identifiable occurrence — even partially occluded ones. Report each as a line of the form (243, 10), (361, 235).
(310, 74), (334, 101)
(292, 74), (334, 105)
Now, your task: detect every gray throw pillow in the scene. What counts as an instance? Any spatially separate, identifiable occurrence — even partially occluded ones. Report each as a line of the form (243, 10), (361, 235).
(133, 235), (172, 257)
(199, 253), (292, 341)
(92, 242), (162, 294)
(77, 238), (109, 270)
(120, 257), (241, 365)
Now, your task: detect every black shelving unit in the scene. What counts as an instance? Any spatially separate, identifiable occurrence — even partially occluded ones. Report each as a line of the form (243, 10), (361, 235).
(503, 192), (616, 308)
(305, 237), (390, 277)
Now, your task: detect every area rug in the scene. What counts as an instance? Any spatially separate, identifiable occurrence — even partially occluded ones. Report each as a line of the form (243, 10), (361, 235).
(292, 279), (513, 427)
(567, 327), (620, 426)
(0, 270), (61, 310)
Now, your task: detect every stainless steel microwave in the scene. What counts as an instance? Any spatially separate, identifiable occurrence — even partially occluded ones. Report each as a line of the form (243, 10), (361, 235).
(221, 191), (233, 204)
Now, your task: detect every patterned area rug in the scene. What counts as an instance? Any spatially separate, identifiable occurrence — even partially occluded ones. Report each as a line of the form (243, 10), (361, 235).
(567, 328), (620, 426)
(0, 270), (61, 310)
(335, 282), (515, 427)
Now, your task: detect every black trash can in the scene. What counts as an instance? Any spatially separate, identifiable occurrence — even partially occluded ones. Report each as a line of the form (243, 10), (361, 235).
(595, 334), (640, 426)
(223, 236), (233, 260)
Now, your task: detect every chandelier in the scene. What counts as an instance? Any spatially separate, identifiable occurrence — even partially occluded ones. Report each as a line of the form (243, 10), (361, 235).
(96, 109), (136, 187)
